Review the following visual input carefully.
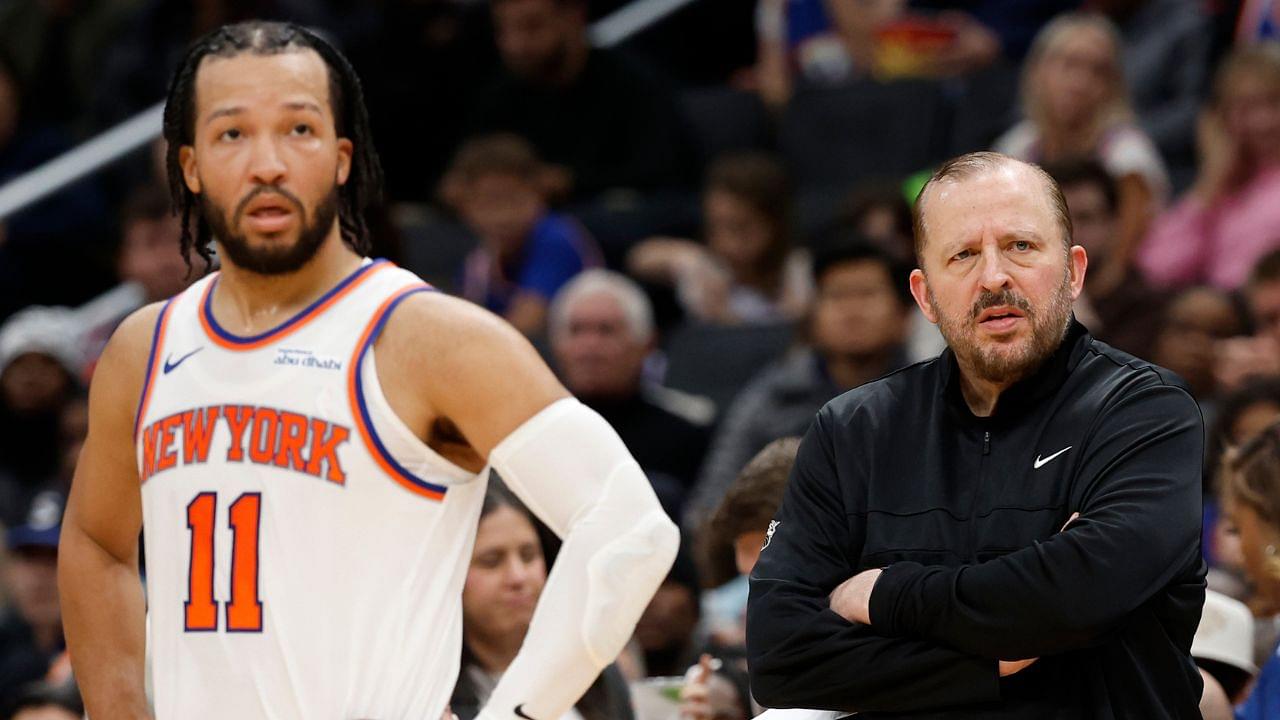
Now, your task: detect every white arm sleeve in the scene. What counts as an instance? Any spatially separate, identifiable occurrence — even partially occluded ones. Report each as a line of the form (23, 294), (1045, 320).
(476, 398), (680, 720)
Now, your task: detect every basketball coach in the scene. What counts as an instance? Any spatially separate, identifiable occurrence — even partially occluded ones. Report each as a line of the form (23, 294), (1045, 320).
(746, 152), (1205, 718)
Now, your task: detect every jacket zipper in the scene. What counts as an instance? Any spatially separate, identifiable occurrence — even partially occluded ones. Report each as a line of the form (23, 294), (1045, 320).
(983, 431), (990, 455)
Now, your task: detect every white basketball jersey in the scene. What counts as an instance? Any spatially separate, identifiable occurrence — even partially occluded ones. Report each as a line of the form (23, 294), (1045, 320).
(135, 259), (487, 719)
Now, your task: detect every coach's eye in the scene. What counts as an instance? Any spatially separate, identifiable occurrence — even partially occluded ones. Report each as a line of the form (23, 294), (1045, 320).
(1013, 240), (1032, 252)
(952, 249), (972, 262)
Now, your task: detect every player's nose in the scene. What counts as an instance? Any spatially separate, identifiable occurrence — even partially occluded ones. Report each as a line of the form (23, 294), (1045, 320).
(248, 135), (287, 186)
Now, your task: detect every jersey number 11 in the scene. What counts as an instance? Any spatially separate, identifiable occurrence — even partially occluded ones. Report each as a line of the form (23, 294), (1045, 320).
(184, 491), (263, 632)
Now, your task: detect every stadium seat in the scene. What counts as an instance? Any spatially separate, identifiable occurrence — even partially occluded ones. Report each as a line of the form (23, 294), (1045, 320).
(661, 320), (797, 413)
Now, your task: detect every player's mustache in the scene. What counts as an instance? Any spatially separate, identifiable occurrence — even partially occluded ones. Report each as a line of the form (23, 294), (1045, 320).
(971, 289), (1033, 321)
(233, 185), (306, 224)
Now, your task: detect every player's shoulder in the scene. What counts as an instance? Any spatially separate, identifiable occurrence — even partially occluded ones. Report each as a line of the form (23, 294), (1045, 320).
(99, 301), (168, 373)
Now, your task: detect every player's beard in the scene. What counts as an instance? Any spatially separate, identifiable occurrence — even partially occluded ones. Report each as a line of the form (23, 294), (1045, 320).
(203, 185), (340, 276)
(929, 268), (1074, 385)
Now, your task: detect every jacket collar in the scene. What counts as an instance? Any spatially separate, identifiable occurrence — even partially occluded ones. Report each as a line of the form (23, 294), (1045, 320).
(939, 318), (1090, 425)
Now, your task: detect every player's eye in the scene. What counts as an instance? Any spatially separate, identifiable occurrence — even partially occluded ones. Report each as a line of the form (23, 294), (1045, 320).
(290, 124), (313, 136)
(219, 128), (242, 142)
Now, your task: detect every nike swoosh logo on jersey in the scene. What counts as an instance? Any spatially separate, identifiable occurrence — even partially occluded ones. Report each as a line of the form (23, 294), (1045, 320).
(514, 705), (539, 719)
(163, 347), (203, 374)
(1034, 446), (1072, 469)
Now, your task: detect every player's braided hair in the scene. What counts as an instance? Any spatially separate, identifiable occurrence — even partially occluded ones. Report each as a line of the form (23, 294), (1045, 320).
(162, 21), (383, 273)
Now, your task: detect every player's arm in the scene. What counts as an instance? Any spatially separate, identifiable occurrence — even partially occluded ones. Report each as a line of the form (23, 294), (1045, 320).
(58, 304), (160, 720)
(380, 294), (679, 720)
(864, 383), (1204, 660)
(747, 406), (1002, 713)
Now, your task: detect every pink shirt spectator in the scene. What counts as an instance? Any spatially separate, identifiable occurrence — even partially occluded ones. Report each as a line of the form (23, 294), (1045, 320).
(1137, 166), (1280, 290)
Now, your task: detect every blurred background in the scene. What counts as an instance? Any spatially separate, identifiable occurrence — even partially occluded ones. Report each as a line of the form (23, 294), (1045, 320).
(1, 0), (1279, 718)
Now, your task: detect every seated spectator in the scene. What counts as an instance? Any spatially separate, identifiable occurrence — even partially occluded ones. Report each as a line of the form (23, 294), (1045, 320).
(466, 0), (693, 202)
(1151, 287), (1245, 425)
(629, 153), (811, 326)
(1044, 158), (1167, 359)
(995, 12), (1169, 295)
(1192, 589), (1258, 708)
(1138, 43), (1280, 290)
(679, 438), (799, 720)
(838, 182), (913, 262)
(1217, 418), (1280, 718)
(684, 238), (912, 531)
(0, 51), (111, 322)
(0, 309), (82, 520)
(452, 480), (634, 720)
(0, 680), (82, 720)
(548, 270), (711, 506)
(1093, 0), (1212, 177)
(0, 492), (66, 704)
(77, 184), (194, 367)
(1218, 249), (1280, 392)
(632, 548), (701, 678)
(444, 134), (601, 337)
(1204, 378), (1280, 601)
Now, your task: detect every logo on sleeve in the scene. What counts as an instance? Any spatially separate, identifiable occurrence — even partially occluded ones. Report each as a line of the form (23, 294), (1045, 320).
(762, 519), (780, 550)
(1033, 446), (1072, 469)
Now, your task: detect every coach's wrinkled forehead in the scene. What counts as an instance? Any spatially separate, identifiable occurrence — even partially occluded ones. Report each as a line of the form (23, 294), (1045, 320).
(912, 153), (1072, 267)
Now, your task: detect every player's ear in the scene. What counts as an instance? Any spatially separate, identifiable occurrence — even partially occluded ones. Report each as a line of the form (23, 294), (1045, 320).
(179, 145), (201, 194)
(909, 268), (937, 324)
(336, 138), (352, 186)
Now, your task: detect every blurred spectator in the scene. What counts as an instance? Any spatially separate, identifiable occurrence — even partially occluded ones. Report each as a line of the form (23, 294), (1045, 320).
(0, 51), (112, 323)
(995, 12), (1169, 295)
(1044, 158), (1167, 358)
(1138, 43), (1280, 290)
(72, 184), (193, 368)
(629, 153), (811, 325)
(0, 680), (82, 720)
(838, 181), (914, 261)
(548, 271), (711, 508)
(1217, 418), (1280, 718)
(910, 0), (1080, 62)
(1093, 0), (1212, 179)
(676, 655), (753, 720)
(452, 480), (634, 720)
(92, 0), (332, 127)
(1218, 249), (1280, 393)
(1192, 589), (1258, 706)
(0, 0), (142, 130)
(346, 0), (497, 202)
(0, 492), (65, 703)
(0, 309), (82, 520)
(466, 0), (694, 202)
(445, 134), (601, 336)
(684, 238), (911, 531)
(696, 437), (799, 653)
(633, 548), (701, 678)
(1150, 286), (1245, 418)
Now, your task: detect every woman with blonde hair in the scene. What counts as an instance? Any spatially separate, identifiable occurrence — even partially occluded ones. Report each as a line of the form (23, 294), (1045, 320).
(1219, 419), (1280, 718)
(1138, 43), (1280, 290)
(995, 12), (1169, 294)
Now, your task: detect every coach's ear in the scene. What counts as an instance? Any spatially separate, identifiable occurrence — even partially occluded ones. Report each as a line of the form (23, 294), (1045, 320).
(179, 145), (201, 194)
(909, 268), (938, 324)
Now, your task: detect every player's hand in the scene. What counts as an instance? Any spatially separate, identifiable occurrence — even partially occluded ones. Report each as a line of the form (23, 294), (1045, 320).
(829, 568), (882, 625)
(998, 658), (1038, 677)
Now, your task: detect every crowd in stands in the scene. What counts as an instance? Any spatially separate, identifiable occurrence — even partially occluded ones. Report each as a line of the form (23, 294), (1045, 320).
(4, 0), (1280, 717)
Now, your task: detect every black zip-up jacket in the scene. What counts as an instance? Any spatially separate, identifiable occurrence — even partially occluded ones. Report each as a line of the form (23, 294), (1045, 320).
(747, 321), (1206, 718)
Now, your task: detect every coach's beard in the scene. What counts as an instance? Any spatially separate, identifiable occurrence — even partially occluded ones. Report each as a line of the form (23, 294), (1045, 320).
(204, 185), (340, 276)
(930, 271), (1074, 386)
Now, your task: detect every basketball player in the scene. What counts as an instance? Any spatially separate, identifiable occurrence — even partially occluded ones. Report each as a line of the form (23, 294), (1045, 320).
(57, 22), (678, 720)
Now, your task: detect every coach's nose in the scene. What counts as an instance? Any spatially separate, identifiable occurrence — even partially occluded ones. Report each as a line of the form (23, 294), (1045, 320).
(976, 239), (1013, 294)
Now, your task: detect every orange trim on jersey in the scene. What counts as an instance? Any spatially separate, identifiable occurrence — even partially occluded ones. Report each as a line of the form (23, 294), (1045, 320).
(198, 260), (392, 351)
(134, 297), (177, 446)
(346, 283), (446, 502)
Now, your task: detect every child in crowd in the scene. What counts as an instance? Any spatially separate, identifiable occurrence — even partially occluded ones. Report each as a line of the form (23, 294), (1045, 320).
(628, 152), (811, 326)
(443, 134), (601, 337)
